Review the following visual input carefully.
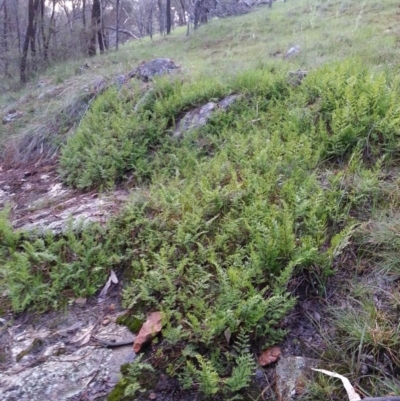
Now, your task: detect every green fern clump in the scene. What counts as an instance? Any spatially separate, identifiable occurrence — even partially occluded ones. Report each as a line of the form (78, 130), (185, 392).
(59, 85), (157, 189)
(2, 224), (118, 312)
(116, 69), (357, 397)
(59, 68), (290, 190)
(300, 60), (400, 162)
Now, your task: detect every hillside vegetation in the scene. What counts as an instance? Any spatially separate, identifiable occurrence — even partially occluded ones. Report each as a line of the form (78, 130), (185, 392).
(2, 0), (400, 400)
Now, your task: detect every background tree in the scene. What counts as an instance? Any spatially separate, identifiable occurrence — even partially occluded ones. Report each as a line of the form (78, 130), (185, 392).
(166, 0), (171, 34)
(0, 0), (259, 85)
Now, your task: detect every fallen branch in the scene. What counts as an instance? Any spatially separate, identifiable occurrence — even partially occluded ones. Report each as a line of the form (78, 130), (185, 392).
(104, 26), (139, 39)
(363, 398), (400, 401)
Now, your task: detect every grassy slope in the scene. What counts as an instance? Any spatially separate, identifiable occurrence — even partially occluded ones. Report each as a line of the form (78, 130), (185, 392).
(2, 0), (400, 399)
(1, 0), (399, 161)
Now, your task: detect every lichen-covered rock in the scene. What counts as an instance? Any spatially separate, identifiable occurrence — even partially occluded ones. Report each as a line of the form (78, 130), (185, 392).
(128, 58), (179, 82)
(174, 95), (240, 139)
(285, 45), (301, 59)
(0, 311), (136, 401)
(275, 356), (320, 401)
(174, 102), (217, 139)
(2, 110), (24, 124)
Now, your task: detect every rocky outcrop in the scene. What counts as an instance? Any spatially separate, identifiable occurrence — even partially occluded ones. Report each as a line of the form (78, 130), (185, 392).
(0, 306), (136, 401)
(128, 58), (179, 82)
(174, 94), (240, 139)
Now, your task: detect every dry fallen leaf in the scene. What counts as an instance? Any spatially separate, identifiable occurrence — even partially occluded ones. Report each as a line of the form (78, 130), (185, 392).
(98, 270), (119, 303)
(258, 346), (281, 366)
(312, 368), (361, 401)
(224, 328), (231, 344)
(133, 312), (163, 353)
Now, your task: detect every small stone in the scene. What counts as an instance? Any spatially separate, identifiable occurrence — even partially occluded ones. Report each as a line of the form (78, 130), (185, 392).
(360, 363), (369, 375)
(74, 297), (87, 307)
(285, 45), (301, 59)
(133, 312), (163, 353)
(258, 346), (281, 366)
(102, 318), (110, 326)
(313, 311), (321, 322)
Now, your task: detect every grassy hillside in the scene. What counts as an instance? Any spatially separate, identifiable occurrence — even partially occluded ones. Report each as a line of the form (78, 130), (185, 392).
(2, 0), (400, 399)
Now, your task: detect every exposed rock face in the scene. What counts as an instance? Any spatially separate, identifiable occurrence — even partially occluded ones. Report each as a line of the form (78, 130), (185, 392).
(128, 58), (179, 82)
(275, 356), (320, 401)
(0, 308), (136, 401)
(11, 185), (129, 234)
(133, 311), (163, 353)
(174, 102), (217, 139)
(174, 95), (239, 139)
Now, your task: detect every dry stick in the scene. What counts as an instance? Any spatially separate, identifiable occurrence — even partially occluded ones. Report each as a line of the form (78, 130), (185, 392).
(104, 26), (139, 39)
(363, 398), (400, 401)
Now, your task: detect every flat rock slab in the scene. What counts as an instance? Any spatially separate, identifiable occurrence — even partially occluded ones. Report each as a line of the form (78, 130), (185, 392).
(13, 188), (129, 233)
(275, 356), (320, 401)
(0, 304), (136, 401)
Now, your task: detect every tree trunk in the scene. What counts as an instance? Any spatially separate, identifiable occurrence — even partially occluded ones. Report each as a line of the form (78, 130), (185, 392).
(2, 0), (9, 76)
(178, 0), (186, 25)
(82, 0), (86, 27)
(148, 0), (154, 40)
(89, 0), (101, 56)
(115, 0), (120, 50)
(194, 0), (207, 30)
(14, 0), (21, 52)
(157, 0), (164, 35)
(43, 0), (56, 61)
(20, 0), (40, 82)
(166, 0), (171, 34)
(100, 0), (107, 51)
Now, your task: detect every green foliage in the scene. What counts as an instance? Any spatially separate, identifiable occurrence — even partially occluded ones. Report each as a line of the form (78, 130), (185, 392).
(59, 69), (288, 190)
(7, 59), (400, 396)
(123, 355), (155, 397)
(0, 221), (114, 312)
(176, 330), (256, 399)
(301, 61), (400, 163)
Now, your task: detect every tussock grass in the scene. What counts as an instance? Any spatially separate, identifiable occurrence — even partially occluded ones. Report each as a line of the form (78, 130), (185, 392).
(301, 277), (400, 400)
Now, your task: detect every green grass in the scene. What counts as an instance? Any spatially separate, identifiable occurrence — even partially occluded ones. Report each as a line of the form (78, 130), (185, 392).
(2, 0), (400, 399)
